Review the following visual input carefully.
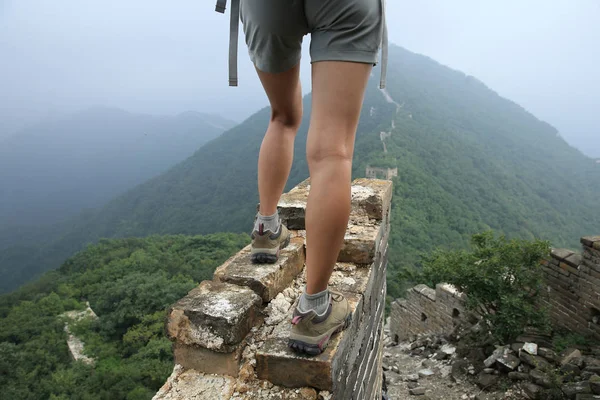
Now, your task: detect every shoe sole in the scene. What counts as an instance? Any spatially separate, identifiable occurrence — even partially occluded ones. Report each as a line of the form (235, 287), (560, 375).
(287, 312), (353, 356)
(251, 234), (291, 264)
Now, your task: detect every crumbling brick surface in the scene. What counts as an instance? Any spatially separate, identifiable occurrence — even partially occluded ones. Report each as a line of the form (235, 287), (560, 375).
(156, 178), (392, 400)
(540, 236), (600, 338)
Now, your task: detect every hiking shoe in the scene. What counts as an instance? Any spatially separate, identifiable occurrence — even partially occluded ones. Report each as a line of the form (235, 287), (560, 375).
(250, 222), (291, 263)
(288, 291), (353, 356)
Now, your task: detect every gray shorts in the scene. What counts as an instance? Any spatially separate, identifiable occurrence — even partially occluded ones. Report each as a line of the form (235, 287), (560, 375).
(240, 0), (384, 74)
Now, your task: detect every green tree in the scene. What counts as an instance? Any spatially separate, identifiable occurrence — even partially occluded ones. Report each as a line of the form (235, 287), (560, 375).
(422, 231), (551, 341)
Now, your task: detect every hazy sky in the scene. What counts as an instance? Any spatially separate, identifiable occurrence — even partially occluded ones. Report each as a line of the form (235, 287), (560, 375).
(1, 0), (598, 156)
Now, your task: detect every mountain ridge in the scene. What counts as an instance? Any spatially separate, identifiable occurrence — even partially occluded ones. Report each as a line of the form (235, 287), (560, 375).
(1, 44), (599, 296)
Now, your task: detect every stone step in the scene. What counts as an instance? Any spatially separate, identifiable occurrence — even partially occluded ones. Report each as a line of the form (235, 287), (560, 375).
(255, 292), (361, 391)
(254, 242), (388, 393)
(339, 220), (387, 264)
(278, 178), (391, 265)
(278, 178), (393, 230)
(153, 366), (236, 400)
(167, 280), (262, 351)
(582, 236), (600, 249)
(157, 177), (392, 400)
(214, 237), (305, 302)
(171, 341), (244, 377)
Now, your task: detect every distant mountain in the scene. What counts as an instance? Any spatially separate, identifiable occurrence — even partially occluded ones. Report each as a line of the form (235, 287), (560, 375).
(0, 107), (234, 228)
(2, 45), (599, 295)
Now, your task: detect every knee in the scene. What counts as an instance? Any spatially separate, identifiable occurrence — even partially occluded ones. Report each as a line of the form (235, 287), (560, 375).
(306, 145), (352, 168)
(270, 106), (303, 131)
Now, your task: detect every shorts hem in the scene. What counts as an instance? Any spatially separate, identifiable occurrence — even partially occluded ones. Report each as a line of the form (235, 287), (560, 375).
(311, 49), (379, 65)
(251, 52), (302, 74)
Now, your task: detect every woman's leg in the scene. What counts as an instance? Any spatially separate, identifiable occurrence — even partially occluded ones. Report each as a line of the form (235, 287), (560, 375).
(255, 64), (303, 217)
(304, 61), (372, 294)
(249, 64), (302, 263)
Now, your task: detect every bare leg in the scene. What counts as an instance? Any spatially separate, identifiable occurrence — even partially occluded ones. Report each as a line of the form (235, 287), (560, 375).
(255, 64), (303, 216)
(304, 61), (372, 294)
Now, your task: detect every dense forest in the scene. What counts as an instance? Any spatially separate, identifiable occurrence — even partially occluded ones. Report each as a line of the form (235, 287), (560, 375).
(2, 45), (598, 296)
(0, 233), (248, 399)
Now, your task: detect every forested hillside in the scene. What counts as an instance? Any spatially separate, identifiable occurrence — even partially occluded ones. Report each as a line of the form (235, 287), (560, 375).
(0, 233), (248, 400)
(2, 45), (599, 296)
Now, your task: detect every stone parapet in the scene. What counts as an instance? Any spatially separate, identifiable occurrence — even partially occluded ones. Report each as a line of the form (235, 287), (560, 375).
(540, 237), (600, 339)
(155, 178), (392, 400)
(390, 235), (600, 344)
(390, 283), (465, 342)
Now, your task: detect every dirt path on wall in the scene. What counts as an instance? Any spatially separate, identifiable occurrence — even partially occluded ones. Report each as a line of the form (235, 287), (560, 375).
(382, 325), (526, 400)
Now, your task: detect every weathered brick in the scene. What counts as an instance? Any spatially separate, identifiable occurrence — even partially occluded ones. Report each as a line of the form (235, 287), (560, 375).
(565, 253), (583, 268)
(413, 284), (437, 301)
(581, 236), (600, 247)
(338, 222), (383, 264)
(213, 238), (305, 302)
(278, 178), (393, 230)
(256, 293), (360, 390)
(560, 262), (580, 275)
(166, 281), (261, 351)
(552, 248), (575, 261)
(153, 367), (236, 400)
(156, 177), (393, 399)
(172, 342), (243, 377)
(350, 178), (393, 221)
(328, 263), (372, 295)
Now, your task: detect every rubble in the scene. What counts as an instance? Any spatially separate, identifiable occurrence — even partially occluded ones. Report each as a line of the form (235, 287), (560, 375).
(382, 317), (600, 400)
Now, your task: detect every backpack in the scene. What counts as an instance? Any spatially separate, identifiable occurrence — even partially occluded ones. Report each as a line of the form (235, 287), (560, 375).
(214, 0), (387, 89)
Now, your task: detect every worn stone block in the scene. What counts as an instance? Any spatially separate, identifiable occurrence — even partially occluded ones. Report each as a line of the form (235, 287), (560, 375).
(278, 178), (393, 230)
(560, 262), (580, 275)
(413, 284), (437, 301)
(167, 281), (261, 351)
(289, 222), (384, 265)
(552, 248), (575, 261)
(328, 263), (372, 294)
(213, 238), (305, 302)
(581, 236), (600, 247)
(338, 222), (383, 264)
(277, 179), (310, 230)
(563, 381), (592, 398)
(565, 253), (584, 268)
(172, 342), (243, 377)
(574, 394), (600, 400)
(581, 236), (600, 249)
(256, 336), (341, 390)
(350, 178), (393, 221)
(153, 366), (236, 400)
(256, 293), (360, 390)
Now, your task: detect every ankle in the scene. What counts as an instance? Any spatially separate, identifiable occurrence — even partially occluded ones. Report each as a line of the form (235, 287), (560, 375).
(254, 210), (280, 233)
(298, 288), (330, 315)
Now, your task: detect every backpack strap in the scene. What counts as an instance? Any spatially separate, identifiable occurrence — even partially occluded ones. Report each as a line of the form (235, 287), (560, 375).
(215, 0), (240, 87)
(379, 0), (388, 89)
(215, 0), (226, 13)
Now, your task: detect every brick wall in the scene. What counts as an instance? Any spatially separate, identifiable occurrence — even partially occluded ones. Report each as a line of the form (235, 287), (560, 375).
(389, 236), (600, 343)
(153, 178), (392, 400)
(390, 283), (466, 342)
(541, 236), (600, 339)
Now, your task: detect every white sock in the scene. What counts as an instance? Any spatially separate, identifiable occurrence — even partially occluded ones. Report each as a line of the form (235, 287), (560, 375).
(254, 211), (280, 234)
(298, 288), (330, 316)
